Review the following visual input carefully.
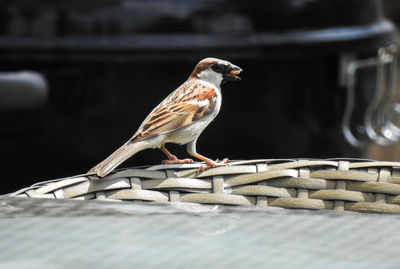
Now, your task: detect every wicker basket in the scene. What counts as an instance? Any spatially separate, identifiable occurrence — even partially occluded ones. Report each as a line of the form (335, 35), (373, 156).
(7, 159), (400, 214)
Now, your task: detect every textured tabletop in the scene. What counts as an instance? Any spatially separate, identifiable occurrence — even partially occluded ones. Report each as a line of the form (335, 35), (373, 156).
(1, 196), (400, 269)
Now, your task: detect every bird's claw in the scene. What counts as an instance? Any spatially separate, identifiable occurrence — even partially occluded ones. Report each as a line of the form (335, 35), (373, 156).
(162, 158), (194, 164)
(219, 158), (229, 164)
(198, 158), (230, 172)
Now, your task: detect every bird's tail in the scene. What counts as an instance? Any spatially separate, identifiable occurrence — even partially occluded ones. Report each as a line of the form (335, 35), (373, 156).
(88, 140), (148, 177)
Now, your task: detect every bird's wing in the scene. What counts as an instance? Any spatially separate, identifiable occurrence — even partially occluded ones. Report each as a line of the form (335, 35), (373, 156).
(133, 80), (218, 141)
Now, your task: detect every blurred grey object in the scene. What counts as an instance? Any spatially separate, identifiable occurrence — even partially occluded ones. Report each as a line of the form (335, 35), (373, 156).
(0, 196), (400, 269)
(0, 71), (48, 109)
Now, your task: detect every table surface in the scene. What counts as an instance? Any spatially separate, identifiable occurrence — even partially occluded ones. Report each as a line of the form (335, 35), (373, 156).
(1, 196), (399, 269)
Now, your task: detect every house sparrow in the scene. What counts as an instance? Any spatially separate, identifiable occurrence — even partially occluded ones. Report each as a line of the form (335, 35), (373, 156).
(88, 57), (242, 177)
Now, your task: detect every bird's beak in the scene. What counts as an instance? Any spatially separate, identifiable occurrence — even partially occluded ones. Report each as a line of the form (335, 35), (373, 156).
(224, 64), (243, 82)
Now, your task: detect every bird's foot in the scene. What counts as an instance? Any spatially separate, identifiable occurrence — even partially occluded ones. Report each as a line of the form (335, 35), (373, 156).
(162, 158), (194, 165)
(199, 158), (229, 172)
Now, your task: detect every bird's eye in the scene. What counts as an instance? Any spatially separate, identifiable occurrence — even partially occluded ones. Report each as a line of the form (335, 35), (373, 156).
(211, 63), (225, 73)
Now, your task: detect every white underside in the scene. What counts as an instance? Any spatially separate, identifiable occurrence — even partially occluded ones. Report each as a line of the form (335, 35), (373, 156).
(165, 112), (217, 145)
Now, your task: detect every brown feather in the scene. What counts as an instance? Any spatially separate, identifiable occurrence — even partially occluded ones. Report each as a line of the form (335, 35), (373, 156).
(189, 59), (218, 79)
(88, 140), (148, 177)
(132, 80), (217, 142)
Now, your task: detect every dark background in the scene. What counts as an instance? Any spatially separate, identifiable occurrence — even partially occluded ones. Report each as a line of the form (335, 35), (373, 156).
(0, 0), (399, 194)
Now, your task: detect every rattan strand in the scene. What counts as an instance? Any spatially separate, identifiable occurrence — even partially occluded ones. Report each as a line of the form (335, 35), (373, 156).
(7, 159), (400, 214)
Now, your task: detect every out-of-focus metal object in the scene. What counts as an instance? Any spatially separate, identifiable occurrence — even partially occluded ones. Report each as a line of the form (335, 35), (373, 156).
(341, 45), (399, 147)
(0, 71), (48, 109)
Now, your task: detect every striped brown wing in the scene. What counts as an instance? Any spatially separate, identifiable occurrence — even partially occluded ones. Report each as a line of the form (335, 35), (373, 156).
(133, 80), (217, 141)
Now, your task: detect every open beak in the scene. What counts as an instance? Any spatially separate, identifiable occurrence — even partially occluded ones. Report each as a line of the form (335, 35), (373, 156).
(229, 68), (242, 80)
(225, 65), (243, 82)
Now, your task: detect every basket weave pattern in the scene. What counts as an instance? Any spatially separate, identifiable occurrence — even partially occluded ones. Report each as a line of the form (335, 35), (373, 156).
(9, 159), (400, 214)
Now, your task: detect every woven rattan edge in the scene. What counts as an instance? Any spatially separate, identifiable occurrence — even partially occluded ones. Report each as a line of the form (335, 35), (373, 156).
(5, 159), (400, 214)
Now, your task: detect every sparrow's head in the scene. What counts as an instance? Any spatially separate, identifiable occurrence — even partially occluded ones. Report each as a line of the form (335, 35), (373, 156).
(189, 57), (242, 86)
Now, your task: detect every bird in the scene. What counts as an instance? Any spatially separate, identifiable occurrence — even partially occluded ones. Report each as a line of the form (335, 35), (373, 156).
(88, 57), (242, 177)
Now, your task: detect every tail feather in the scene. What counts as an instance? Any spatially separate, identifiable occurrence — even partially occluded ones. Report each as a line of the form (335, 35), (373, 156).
(88, 140), (148, 177)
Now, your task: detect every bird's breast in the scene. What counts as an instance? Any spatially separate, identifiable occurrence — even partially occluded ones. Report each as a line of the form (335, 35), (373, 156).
(165, 105), (220, 145)
(164, 81), (222, 145)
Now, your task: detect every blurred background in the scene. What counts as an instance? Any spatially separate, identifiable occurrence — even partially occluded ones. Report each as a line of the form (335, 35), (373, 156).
(0, 0), (399, 194)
